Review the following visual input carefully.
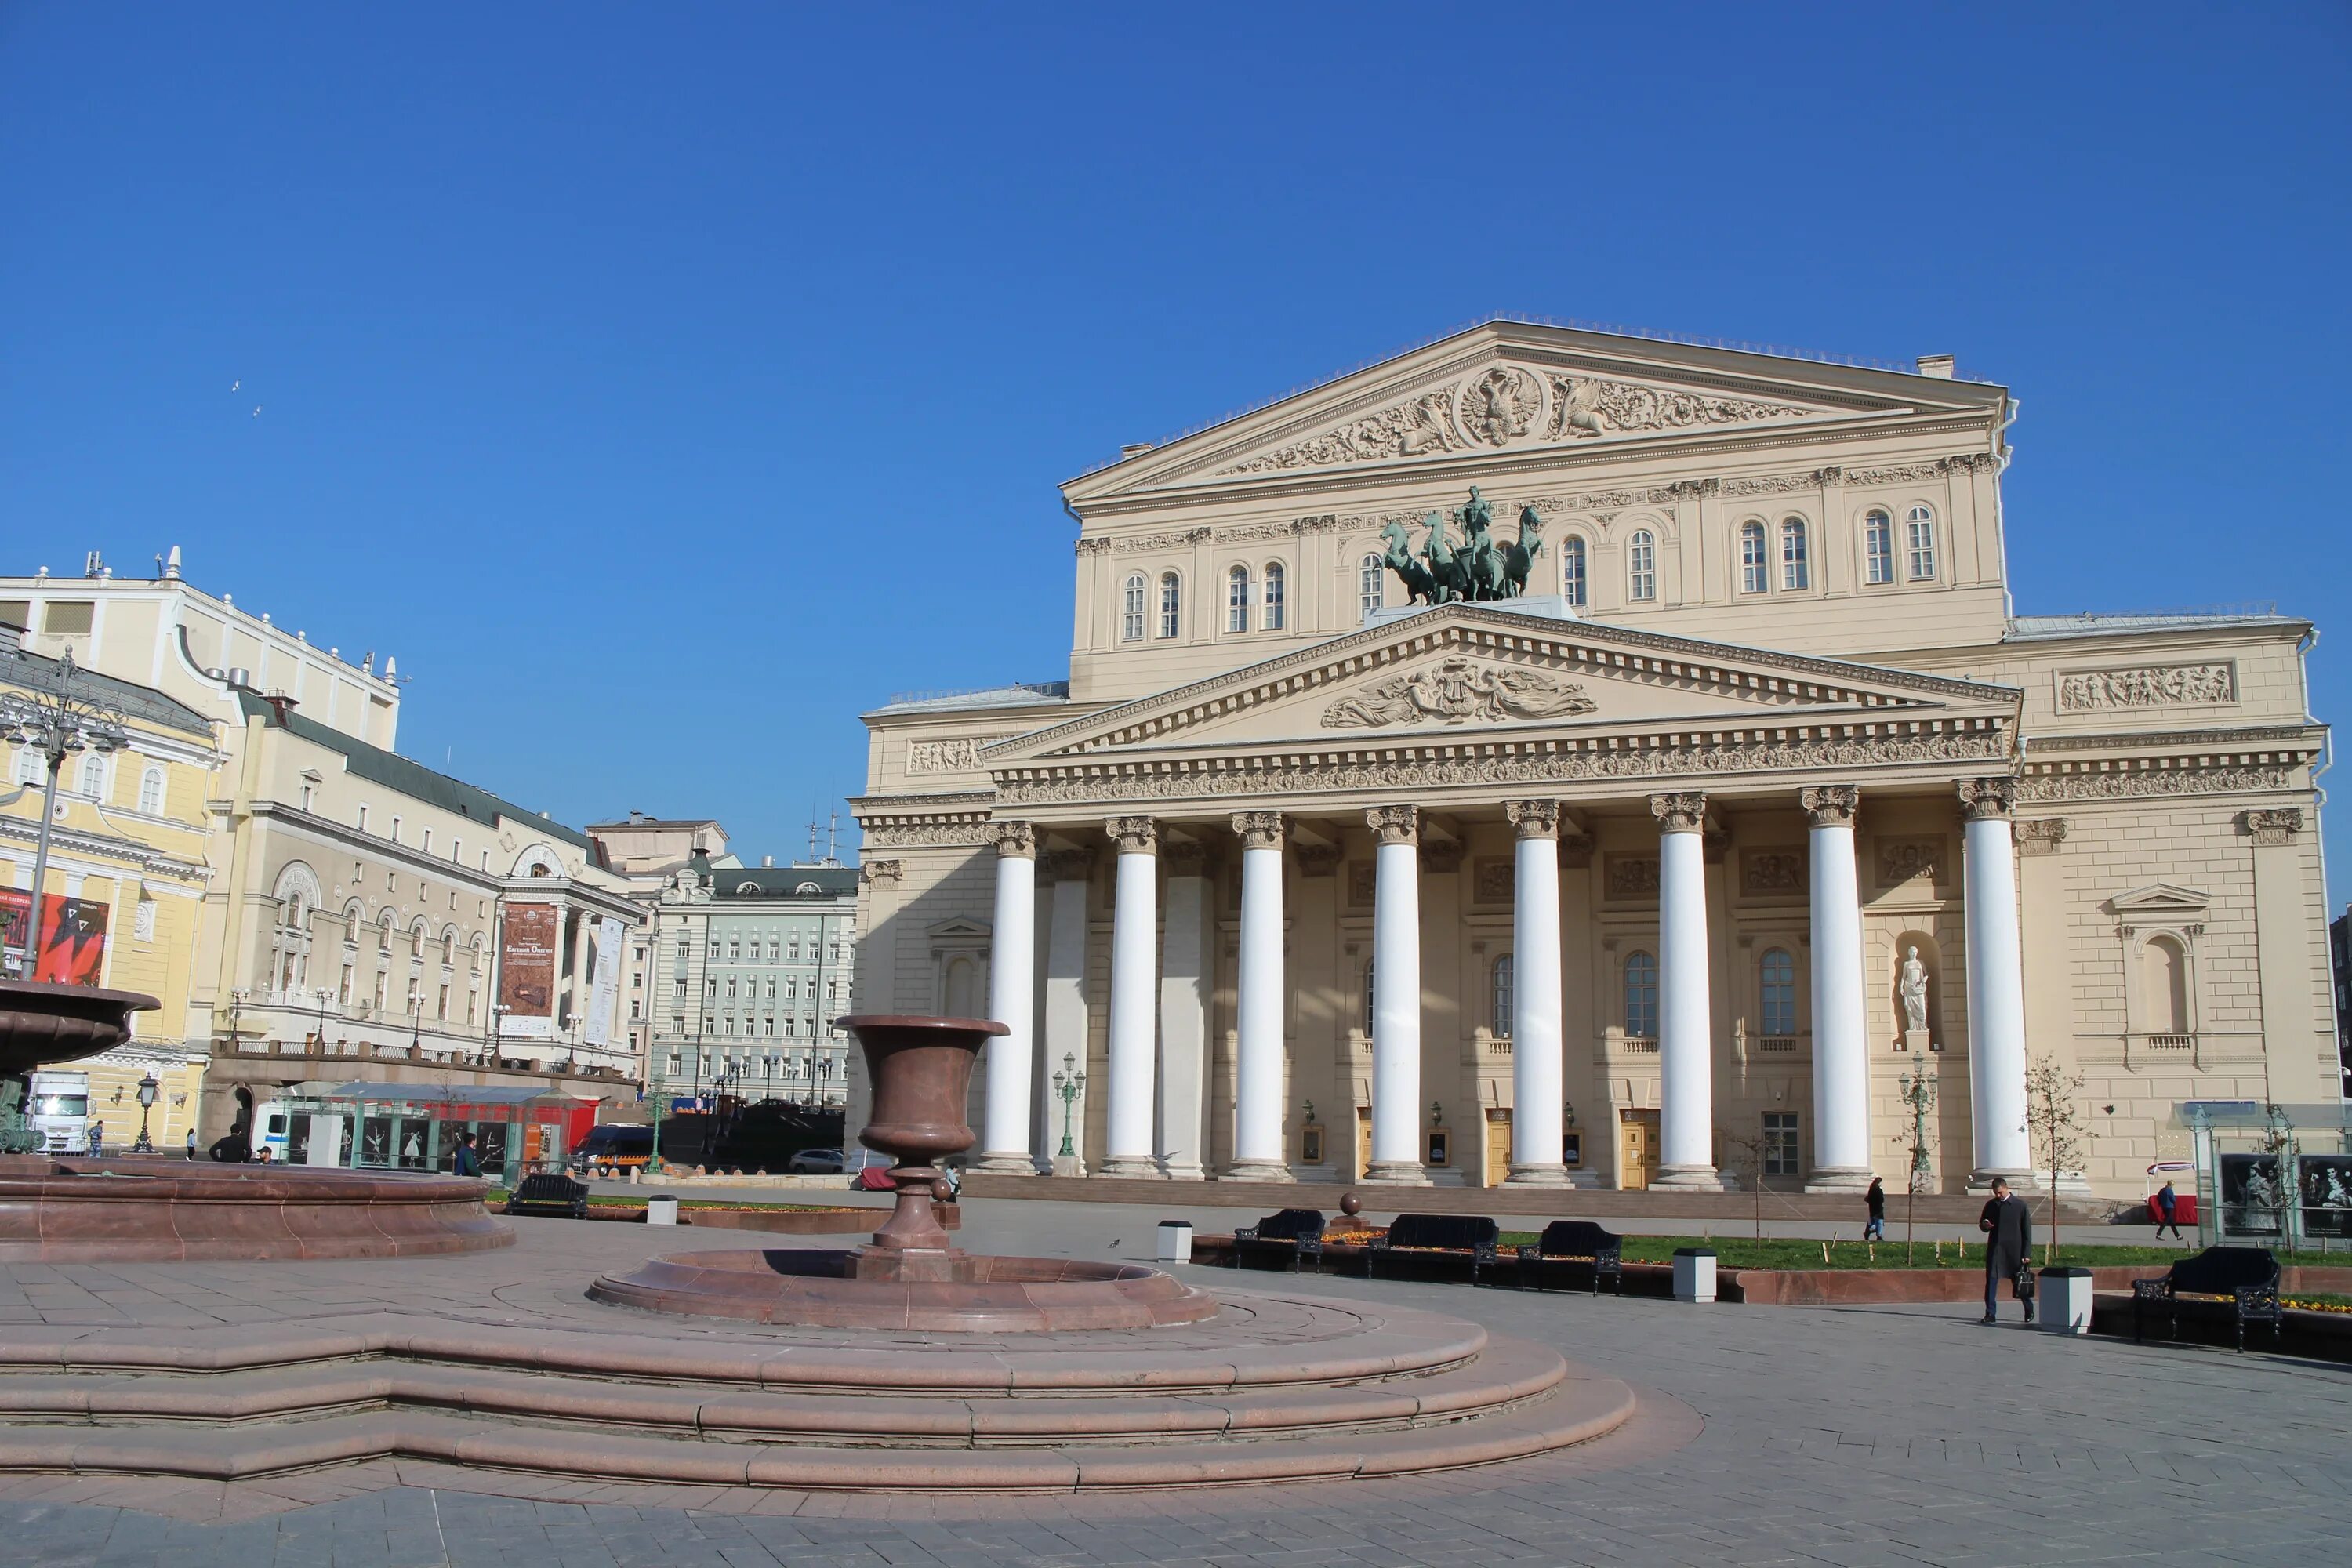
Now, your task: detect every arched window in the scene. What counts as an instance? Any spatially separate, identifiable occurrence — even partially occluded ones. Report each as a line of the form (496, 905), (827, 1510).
(78, 753), (107, 799)
(1780, 518), (1809, 590)
(275, 893), (309, 993)
(1860, 510), (1893, 584)
(1492, 953), (1515, 1037)
(1739, 521), (1768, 593)
(1628, 531), (1657, 602)
(379, 914), (395, 953)
(1261, 562), (1286, 630)
(1120, 573), (1145, 642)
(1905, 505), (1937, 580)
(1358, 553), (1385, 622)
(1157, 572), (1181, 638)
(1560, 536), (1587, 607)
(1624, 952), (1659, 1038)
(138, 766), (165, 815)
(2142, 935), (2190, 1034)
(1226, 564), (1251, 633)
(1759, 947), (1797, 1036)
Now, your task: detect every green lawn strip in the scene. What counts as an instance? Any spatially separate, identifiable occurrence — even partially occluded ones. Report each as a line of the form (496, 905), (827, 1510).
(2283, 1291), (2351, 1312)
(1490, 1232), (2350, 1271)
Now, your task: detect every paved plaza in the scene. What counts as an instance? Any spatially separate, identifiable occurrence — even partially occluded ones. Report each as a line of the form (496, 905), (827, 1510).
(2, 1196), (2344, 1568)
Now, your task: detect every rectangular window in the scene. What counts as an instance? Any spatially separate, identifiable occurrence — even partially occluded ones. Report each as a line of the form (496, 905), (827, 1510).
(1780, 521), (1809, 590)
(1628, 534), (1657, 602)
(1560, 542), (1586, 608)
(1158, 575), (1180, 639)
(1763, 1112), (1800, 1177)
(1121, 575), (1145, 642)
(1906, 514), (1936, 580)
(1226, 569), (1250, 633)
(42, 601), (94, 635)
(0, 598), (29, 632)
(389, 815), (401, 844)
(358, 806), (369, 833)
(1740, 527), (1768, 593)
(1262, 565), (1285, 630)
(422, 829), (433, 854)
(1864, 514), (1894, 585)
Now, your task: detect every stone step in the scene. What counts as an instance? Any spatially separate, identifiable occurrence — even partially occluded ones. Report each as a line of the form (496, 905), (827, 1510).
(0, 1368), (1635, 1491)
(0, 1334), (1566, 1448)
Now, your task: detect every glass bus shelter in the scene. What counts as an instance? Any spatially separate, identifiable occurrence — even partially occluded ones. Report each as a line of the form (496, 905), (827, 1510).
(2176, 1100), (2352, 1253)
(277, 1083), (598, 1184)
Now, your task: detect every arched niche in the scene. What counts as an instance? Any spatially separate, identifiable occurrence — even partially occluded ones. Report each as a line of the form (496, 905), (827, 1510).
(1889, 929), (1944, 1051)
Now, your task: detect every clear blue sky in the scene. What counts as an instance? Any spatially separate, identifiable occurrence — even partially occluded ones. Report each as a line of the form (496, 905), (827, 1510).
(3, 6), (2347, 890)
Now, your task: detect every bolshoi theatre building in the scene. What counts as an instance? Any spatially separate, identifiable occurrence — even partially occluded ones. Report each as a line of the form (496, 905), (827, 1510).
(848, 320), (2335, 1198)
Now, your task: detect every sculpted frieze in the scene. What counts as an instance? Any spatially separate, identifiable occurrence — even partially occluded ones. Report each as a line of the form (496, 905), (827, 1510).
(1219, 390), (1468, 475)
(1322, 656), (1599, 729)
(1548, 376), (1812, 440)
(2017, 764), (2294, 802)
(861, 821), (994, 849)
(2055, 662), (2236, 713)
(906, 736), (1013, 775)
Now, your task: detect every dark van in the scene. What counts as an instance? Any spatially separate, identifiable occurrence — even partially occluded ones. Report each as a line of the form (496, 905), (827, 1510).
(570, 1124), (655, 1174)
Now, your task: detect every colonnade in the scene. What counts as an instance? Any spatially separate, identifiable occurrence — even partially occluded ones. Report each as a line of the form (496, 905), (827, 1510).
(971, 778), (2034, 1189)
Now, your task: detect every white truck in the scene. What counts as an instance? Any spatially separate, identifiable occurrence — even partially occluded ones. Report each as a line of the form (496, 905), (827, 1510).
(26, 1070), (90, 1154)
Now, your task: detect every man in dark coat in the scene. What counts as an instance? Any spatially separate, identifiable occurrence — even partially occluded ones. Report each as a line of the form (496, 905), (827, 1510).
(1979, 1177), (2034, 1324)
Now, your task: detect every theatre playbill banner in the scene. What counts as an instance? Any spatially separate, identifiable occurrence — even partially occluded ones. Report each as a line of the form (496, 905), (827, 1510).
(0, 891), (110, 985)
(497, 902), (560, 1039)
(582, 916), (623, 1050)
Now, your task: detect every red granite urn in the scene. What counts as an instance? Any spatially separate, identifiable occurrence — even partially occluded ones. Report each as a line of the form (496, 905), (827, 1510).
(837, 1014), (1006, 1254)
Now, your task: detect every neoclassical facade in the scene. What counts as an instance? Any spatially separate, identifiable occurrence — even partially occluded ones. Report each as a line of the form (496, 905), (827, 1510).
(850, 321), (2334, 1196)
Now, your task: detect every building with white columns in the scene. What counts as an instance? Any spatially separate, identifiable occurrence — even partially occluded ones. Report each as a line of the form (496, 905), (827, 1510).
(850, 320), (2335, 1196)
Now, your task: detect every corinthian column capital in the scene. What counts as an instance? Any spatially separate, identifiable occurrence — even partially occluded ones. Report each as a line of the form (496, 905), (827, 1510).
(1505, 799), (1561, 840)
(1232, 811), (1286, 851)
(1105, 815), (1158, 855)
(1799, 785), (1860, 829)
(989, 819), (1036, 858)
(1650, 792), (1708, 834)
(1365, 804), (1419, 847)
(1956, 778), (2017, 822)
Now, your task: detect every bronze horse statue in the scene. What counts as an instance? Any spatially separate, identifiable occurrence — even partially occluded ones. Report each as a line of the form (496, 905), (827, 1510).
(1374, 490), (1549, 607)
(1501, 507), (1545, 597)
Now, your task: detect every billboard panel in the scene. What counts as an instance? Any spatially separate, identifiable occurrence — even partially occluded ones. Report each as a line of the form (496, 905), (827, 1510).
(582, 915), (623, 1050)
(497, 902), (561, 1039)
(0, 890), (110, 985)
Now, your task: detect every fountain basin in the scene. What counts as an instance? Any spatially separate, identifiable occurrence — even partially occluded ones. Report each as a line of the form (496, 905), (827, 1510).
(589, 1247), (1220, 1331)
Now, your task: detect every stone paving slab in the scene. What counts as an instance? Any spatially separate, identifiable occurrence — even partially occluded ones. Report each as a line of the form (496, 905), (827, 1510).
(0, 1194), (2343, 1566)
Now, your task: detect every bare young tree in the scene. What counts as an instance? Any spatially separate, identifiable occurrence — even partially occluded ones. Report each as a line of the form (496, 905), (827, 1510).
(1893, 1066), (1938, 1265)
(1718, 1122), (1773, 1242)
(2022, 1054), (2088, 1264)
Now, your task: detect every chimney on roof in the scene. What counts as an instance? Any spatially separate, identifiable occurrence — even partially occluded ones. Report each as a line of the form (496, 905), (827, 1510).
(1915, 354), (1955, 379)
(163, 545), (182, 580)
(763, 855), (773, 868)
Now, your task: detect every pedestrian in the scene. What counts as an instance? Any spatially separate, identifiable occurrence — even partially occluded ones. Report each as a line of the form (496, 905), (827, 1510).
(183, 1127), (197, 1162)
(2154, 1178), (2185, 1241)
(1864, 1176), (1886, 1241)
(1977, 1177), (2034, 1324)
(85, 1120), (103, 1158)
(452, 1131), (482, 1179)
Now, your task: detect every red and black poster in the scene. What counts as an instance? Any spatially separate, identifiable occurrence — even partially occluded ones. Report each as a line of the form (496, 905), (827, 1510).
(0, 890), (110, 985)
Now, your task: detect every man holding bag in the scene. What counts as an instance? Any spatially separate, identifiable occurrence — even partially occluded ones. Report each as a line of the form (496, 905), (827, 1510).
(1979, 1177), (2034, 1325)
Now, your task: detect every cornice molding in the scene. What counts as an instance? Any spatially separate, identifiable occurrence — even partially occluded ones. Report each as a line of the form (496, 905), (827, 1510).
(0, 815), (209, 883)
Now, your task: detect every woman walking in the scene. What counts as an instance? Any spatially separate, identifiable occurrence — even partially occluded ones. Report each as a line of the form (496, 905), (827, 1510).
(1863, 1176), (1886, 1241)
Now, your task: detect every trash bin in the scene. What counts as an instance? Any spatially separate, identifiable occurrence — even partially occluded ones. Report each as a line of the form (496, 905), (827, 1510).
(1671, 1247), (1717, 1304)
(646, 1193), (680, 1227)
(2038, 1266), (2094, 1335)
(1156, 1220), (1194, 1264)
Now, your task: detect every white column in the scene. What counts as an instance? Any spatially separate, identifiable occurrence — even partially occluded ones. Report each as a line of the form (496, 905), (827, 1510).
(1156, 841), (1209, 1181)
(1961, 779), (2032, 1183)
(1101, 815), (1161, 1178)
(1365, 804), (1428, 1184)
(1228, 811), (1290, 1180)
(1651, 792), (1722, 1189)
(1039, 852), (1091, 1174)
(975, 820), (1039, 1175)
(1505, 800), (1569, 1185)
(1801, 786), (1872, 1192)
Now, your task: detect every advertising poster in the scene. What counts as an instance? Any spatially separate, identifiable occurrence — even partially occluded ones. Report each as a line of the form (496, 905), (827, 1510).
(2299, 1154), (2352, 1240)
(0, 890), (110, 985)
(496, 902), (560, 1038)
(2218, 1152), (2288, 1238)
(583, 915), (622, 1049)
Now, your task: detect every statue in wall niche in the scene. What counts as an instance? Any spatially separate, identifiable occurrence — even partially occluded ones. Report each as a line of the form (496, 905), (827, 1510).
(1900, 946), (1930, 1033)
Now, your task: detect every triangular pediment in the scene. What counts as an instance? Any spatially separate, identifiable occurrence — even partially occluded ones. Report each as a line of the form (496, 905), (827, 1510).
(2108, 883), (2211, 915)
(1065, 321), (2002, 500)
(984, 604), (2018, 764)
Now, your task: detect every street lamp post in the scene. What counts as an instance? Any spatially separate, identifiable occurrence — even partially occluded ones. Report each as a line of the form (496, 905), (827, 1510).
(1051, 1051), (1086, 1160)
(0, 648), (130, 977)
(132, 1073), (159, 1154)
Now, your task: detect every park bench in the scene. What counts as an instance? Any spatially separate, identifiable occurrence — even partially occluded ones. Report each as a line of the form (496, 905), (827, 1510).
(1368, 1214), (1503, 1284)
(1516, 1220), (1625, 1294)
(1231, 1208), (1326, 1272)
(504, 1172), (590, 1220)
(2132, 1245), (2282, 1352)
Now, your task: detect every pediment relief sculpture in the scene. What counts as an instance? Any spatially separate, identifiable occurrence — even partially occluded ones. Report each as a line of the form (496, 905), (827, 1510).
(1215, 365), (1824, 476)
(1321, 655), (1597, 730)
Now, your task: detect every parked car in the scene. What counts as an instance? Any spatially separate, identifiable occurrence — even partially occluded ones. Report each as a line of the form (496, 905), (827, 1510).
(787, 1148), (846, 1174)
(570, 1125), (655, 1175)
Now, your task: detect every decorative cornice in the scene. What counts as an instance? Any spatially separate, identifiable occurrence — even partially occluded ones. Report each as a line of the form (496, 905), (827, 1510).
(1232, 811), (1286, 851)
(1957, 777), (2018, 822)
(2242, 808), (2304, 846)
(1366, 805), (1419, 847)
(855, 791), (996, 850)
(988, 820), (1036, 859)
(1505, 799), (1561, 840)
(2018, 752), (2307, 802)
(0, 815), (209, 884)
(1798, 784), (1860, 828)
(1650, 792), (1708, 833)
(1105, 815), (1158, 855)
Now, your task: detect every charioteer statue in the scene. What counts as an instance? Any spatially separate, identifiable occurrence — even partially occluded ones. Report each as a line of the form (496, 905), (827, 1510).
(1378, 486), (1545, 607)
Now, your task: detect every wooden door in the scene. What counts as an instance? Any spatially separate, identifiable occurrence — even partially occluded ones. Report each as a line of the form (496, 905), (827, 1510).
(1618, 1110), (1660, 1190)
(1484, 1110), (1512, 1187)
(1355, 1105), (1372, 1178)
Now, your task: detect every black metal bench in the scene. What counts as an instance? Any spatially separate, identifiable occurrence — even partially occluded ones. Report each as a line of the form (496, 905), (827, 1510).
(1232, 1208), (1325, 1272)
(1516, 1220), (1625, 1294)
(1369, 1214), (1503, 1284)
(504, 1172), (590, 1220)
(2132, 1245), (2282, 1352)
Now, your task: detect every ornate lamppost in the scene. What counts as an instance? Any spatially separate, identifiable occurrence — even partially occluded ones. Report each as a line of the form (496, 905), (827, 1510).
(132, 1072), (158, 1154)
(0, 649), (129, 977)
(1051, 1051), (1086, 1160)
